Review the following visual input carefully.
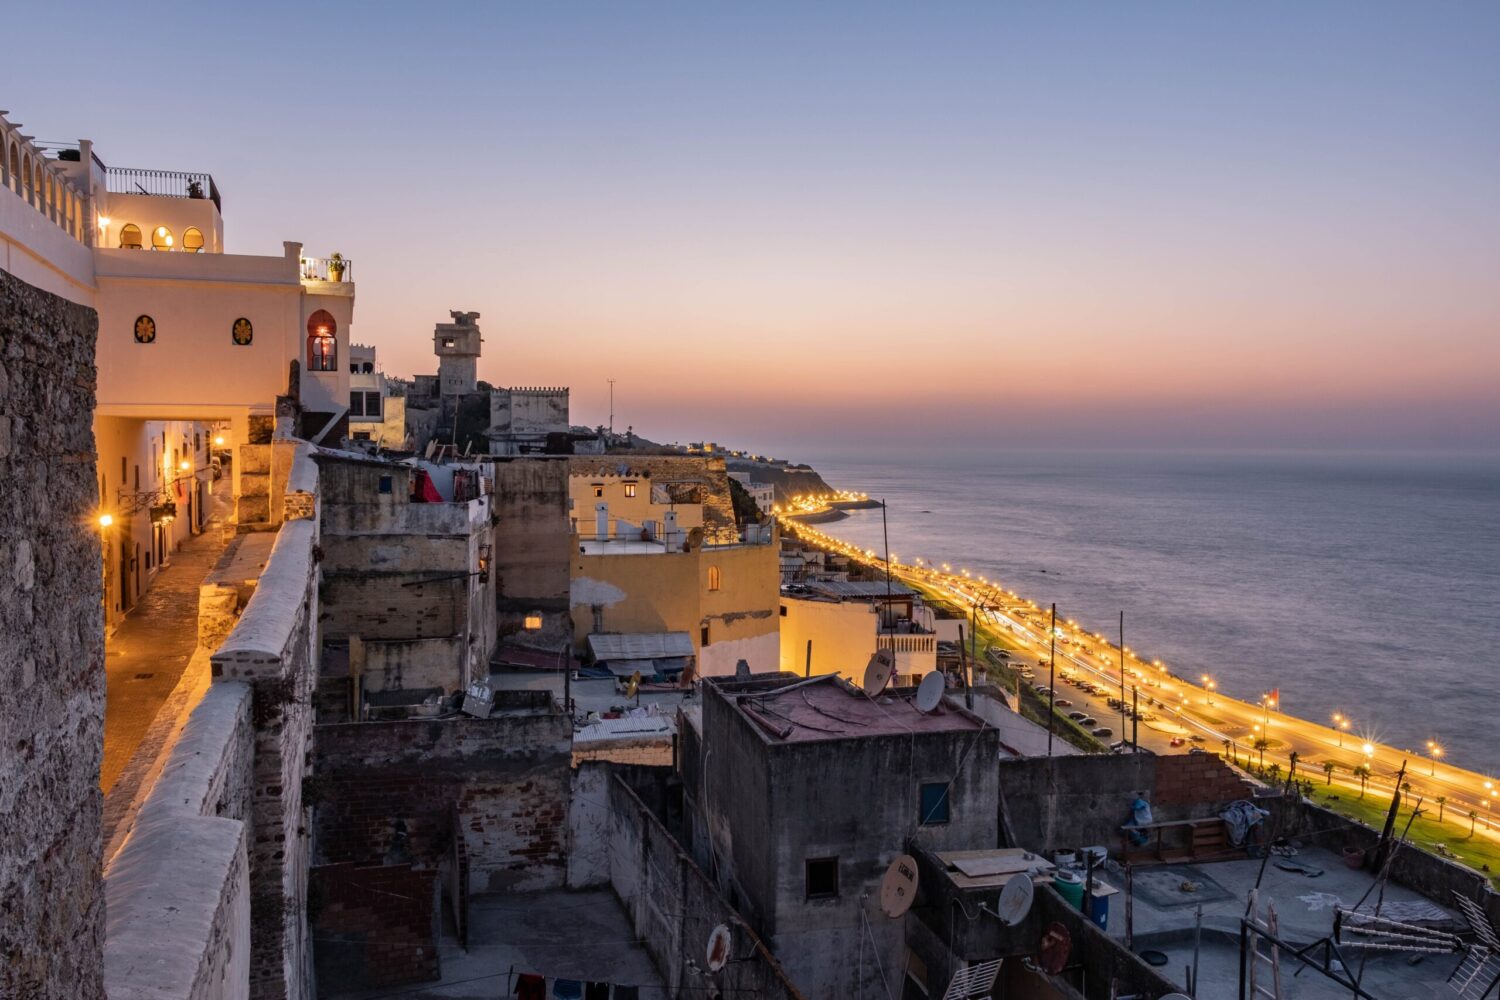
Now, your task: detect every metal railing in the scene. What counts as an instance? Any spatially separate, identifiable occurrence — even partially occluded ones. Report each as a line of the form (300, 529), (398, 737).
(300, 255), (353, 282)
(105, 167), (221, 212)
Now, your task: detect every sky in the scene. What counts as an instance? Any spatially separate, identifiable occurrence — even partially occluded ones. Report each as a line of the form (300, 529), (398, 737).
(6, 2), (1498, 457)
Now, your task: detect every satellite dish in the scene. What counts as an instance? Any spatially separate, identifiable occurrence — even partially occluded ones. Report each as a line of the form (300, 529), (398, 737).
(862, 648), (896, 697)
(706, 923), (731, 972)
(1038, 921), (1072, 975)
(915, 671), (944, 713)
(995, 873), (1034, 926)
(625, 670), (641, 699)
(879, 854), (919, 918)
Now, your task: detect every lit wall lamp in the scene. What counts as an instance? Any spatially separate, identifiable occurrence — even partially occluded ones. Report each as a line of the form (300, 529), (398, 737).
(97, 512), (114, 530)
(477, 543), (491, 583)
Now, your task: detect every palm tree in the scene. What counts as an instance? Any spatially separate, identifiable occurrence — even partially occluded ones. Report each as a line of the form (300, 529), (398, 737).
(1323, 760), (1336, 785)
(1437, 796), (1448, 822)
(1355, 763), (1372, 797)
(1470, 811), (1480, 837)
(1268, 762), (1282, 783)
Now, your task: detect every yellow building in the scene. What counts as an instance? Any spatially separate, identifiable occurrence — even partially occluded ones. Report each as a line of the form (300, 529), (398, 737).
(570, 524), (780, 677)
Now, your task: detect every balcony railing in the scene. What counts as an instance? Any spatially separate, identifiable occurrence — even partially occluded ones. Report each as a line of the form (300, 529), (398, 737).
(105, 167), (221, 212)
(300, 256), (353, 283)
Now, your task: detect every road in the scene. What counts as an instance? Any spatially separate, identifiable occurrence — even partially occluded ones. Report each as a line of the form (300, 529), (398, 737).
(784, 517), (1500, 853)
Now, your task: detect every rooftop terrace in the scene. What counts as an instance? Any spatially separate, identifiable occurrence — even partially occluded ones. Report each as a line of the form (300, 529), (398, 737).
(726, 674), (983, 743)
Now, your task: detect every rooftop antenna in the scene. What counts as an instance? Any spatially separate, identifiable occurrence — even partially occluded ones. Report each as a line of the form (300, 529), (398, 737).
(879, 854), (918, 918)
(862, 648), (895, 698)
(881, 497), (893, 655)
(914, 670), (944, 713)
(993, 872), (1035, 927)
(608, 377), (616, 437)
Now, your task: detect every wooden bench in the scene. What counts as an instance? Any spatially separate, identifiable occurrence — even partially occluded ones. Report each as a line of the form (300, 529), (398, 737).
(1120, 817), (1233, 865)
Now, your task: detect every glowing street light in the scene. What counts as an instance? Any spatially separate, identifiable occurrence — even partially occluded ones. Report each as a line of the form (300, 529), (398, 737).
(1426, 740), (1444, 776)
(97, 513), (114, 529)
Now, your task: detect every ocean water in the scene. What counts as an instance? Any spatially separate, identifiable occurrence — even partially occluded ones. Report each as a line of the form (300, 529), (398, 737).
(805, 450), (1500, 776)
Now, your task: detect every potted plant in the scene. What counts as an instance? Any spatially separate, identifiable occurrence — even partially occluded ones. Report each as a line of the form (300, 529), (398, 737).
(187, 178), (205, 199)
(327, 252), (346, 281)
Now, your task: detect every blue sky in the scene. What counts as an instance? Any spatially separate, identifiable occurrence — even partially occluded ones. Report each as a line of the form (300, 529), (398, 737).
(7, 2), (1498, 453)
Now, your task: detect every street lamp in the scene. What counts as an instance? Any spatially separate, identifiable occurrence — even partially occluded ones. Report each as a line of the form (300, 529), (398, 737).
(1427, 741), (1444, 777)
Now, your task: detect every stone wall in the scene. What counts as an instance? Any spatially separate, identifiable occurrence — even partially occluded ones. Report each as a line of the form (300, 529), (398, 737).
(311, 703), (572, 895)
(490, 457), (573, 646)
(0, 267), (105, 999)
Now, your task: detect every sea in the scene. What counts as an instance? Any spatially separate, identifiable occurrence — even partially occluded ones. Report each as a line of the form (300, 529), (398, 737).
(804, 450), (1500, 776)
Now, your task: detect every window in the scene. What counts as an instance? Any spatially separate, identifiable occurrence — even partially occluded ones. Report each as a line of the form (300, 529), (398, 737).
(362, 362), (374, 373)
(364, 391), (381, 418)
(349, 363), (359, 374)
(118, 223), (143, 249)
(592, 485), (604, 498)
(133, 315), (156, 343)
(524, 614), (543, 630)
(306, 309), (337, 371)
(182, 227), (204, 253)
(351, 431), (370, 441)
(349, 392), (365, 416)
(700, 625), (710, 646)
(708, 566), (722, 591)
(919, 782), (951, 826)
(232, 317), (253, 345)
(623, 482), (637, 498)
(442, 337), (456, 348)
(150, 225), (173, 251)
(805, 857), (839, 900)
(378, 476), (393, 495)
(779, 605), (788, 617)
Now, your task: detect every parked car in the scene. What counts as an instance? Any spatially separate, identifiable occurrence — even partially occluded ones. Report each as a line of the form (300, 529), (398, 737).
(1188, 747), (1208, 755)
(1081, 717), (1097, 727)
(1093, 727), (1114, 738)
(1068, 711), (1087, 721)
(1189, 734), (1206, 743)
(1169, 737), (1186, 747)
(1055, 698), (1072, 708)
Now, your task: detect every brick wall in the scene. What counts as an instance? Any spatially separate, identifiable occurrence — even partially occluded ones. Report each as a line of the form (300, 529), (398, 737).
(312, 711), (572, 896)
(0, 267), (105, 999)
(1152, 751), (1255, 808)
(309, 863), (439, 992)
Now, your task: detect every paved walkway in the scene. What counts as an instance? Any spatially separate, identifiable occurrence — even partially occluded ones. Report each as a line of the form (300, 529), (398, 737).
(101, 499), (229, 793)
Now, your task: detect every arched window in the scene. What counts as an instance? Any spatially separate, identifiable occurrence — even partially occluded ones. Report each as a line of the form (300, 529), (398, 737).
(118, 224), (143, 249)
(362, 362), (373, 373)
(708, 565), (722, 592)
(22, 155), (32, 200)
(306, 310), (337, 371)
(7, 143), (18, 194)
(151, 225), (173, 251)
(182, 227), (204, 253)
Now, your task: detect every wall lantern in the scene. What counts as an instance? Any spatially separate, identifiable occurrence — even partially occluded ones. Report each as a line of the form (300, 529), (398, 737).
(477, 543), (492, 583)
(149, 502), (177, 526)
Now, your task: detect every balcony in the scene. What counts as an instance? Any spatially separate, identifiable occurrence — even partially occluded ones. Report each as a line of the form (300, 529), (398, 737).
(299, 255), (353, 283)
(105, 167), (221, 213)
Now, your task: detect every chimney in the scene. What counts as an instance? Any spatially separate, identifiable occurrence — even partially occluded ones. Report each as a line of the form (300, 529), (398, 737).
(595, 502), (609, 540)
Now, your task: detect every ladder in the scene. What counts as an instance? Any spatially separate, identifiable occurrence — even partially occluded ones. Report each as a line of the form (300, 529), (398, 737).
(1247, 889), (1284, 1000)
(1450, 892), (1500, 999)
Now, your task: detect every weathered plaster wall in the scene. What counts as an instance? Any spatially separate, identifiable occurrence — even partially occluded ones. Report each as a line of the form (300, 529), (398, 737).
(212, 516), (321, 1000)
(491, 458), (572, 646)
(608, 774), (807, 1000)
(105, 682), (255, 1000)
(999, 751), (1256, 854)
(311, 705), (572, 895)
(0, 267), (105, 1000)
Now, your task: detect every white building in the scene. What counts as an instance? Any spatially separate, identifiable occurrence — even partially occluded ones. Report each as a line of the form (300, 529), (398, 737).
(347, 343), (406, 447)
(1, 111), (357, 626)
(728, 470), (776, 514)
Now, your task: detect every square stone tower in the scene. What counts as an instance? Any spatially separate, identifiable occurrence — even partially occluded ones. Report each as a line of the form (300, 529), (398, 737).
(434, 310), (482, 396)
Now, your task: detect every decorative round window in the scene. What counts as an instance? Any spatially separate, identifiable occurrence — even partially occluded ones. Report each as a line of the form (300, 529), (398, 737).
(134, 315), (156, 343)
(232, 317), (253, 345)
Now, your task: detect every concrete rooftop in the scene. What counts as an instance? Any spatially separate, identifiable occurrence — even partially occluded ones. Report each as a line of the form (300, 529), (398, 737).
(1108, 847), (1466, 998)
(735, 675), (983, 743)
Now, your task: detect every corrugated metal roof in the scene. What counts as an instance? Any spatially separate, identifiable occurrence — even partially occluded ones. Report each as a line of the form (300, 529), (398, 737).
(587, 632), (695, 661)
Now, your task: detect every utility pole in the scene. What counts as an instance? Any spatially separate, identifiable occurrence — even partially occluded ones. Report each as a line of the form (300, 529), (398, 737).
(1047, 602), (1057, 757)
(1119, 611), (1127, 752)
(607, 378), (616, 438)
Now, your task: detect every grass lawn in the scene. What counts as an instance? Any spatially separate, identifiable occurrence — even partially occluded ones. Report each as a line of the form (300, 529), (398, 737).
(1305, 780), (1500, 889)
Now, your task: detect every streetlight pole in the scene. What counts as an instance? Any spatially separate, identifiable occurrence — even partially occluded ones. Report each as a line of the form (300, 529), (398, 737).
(1046, 603), (1057, 758)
